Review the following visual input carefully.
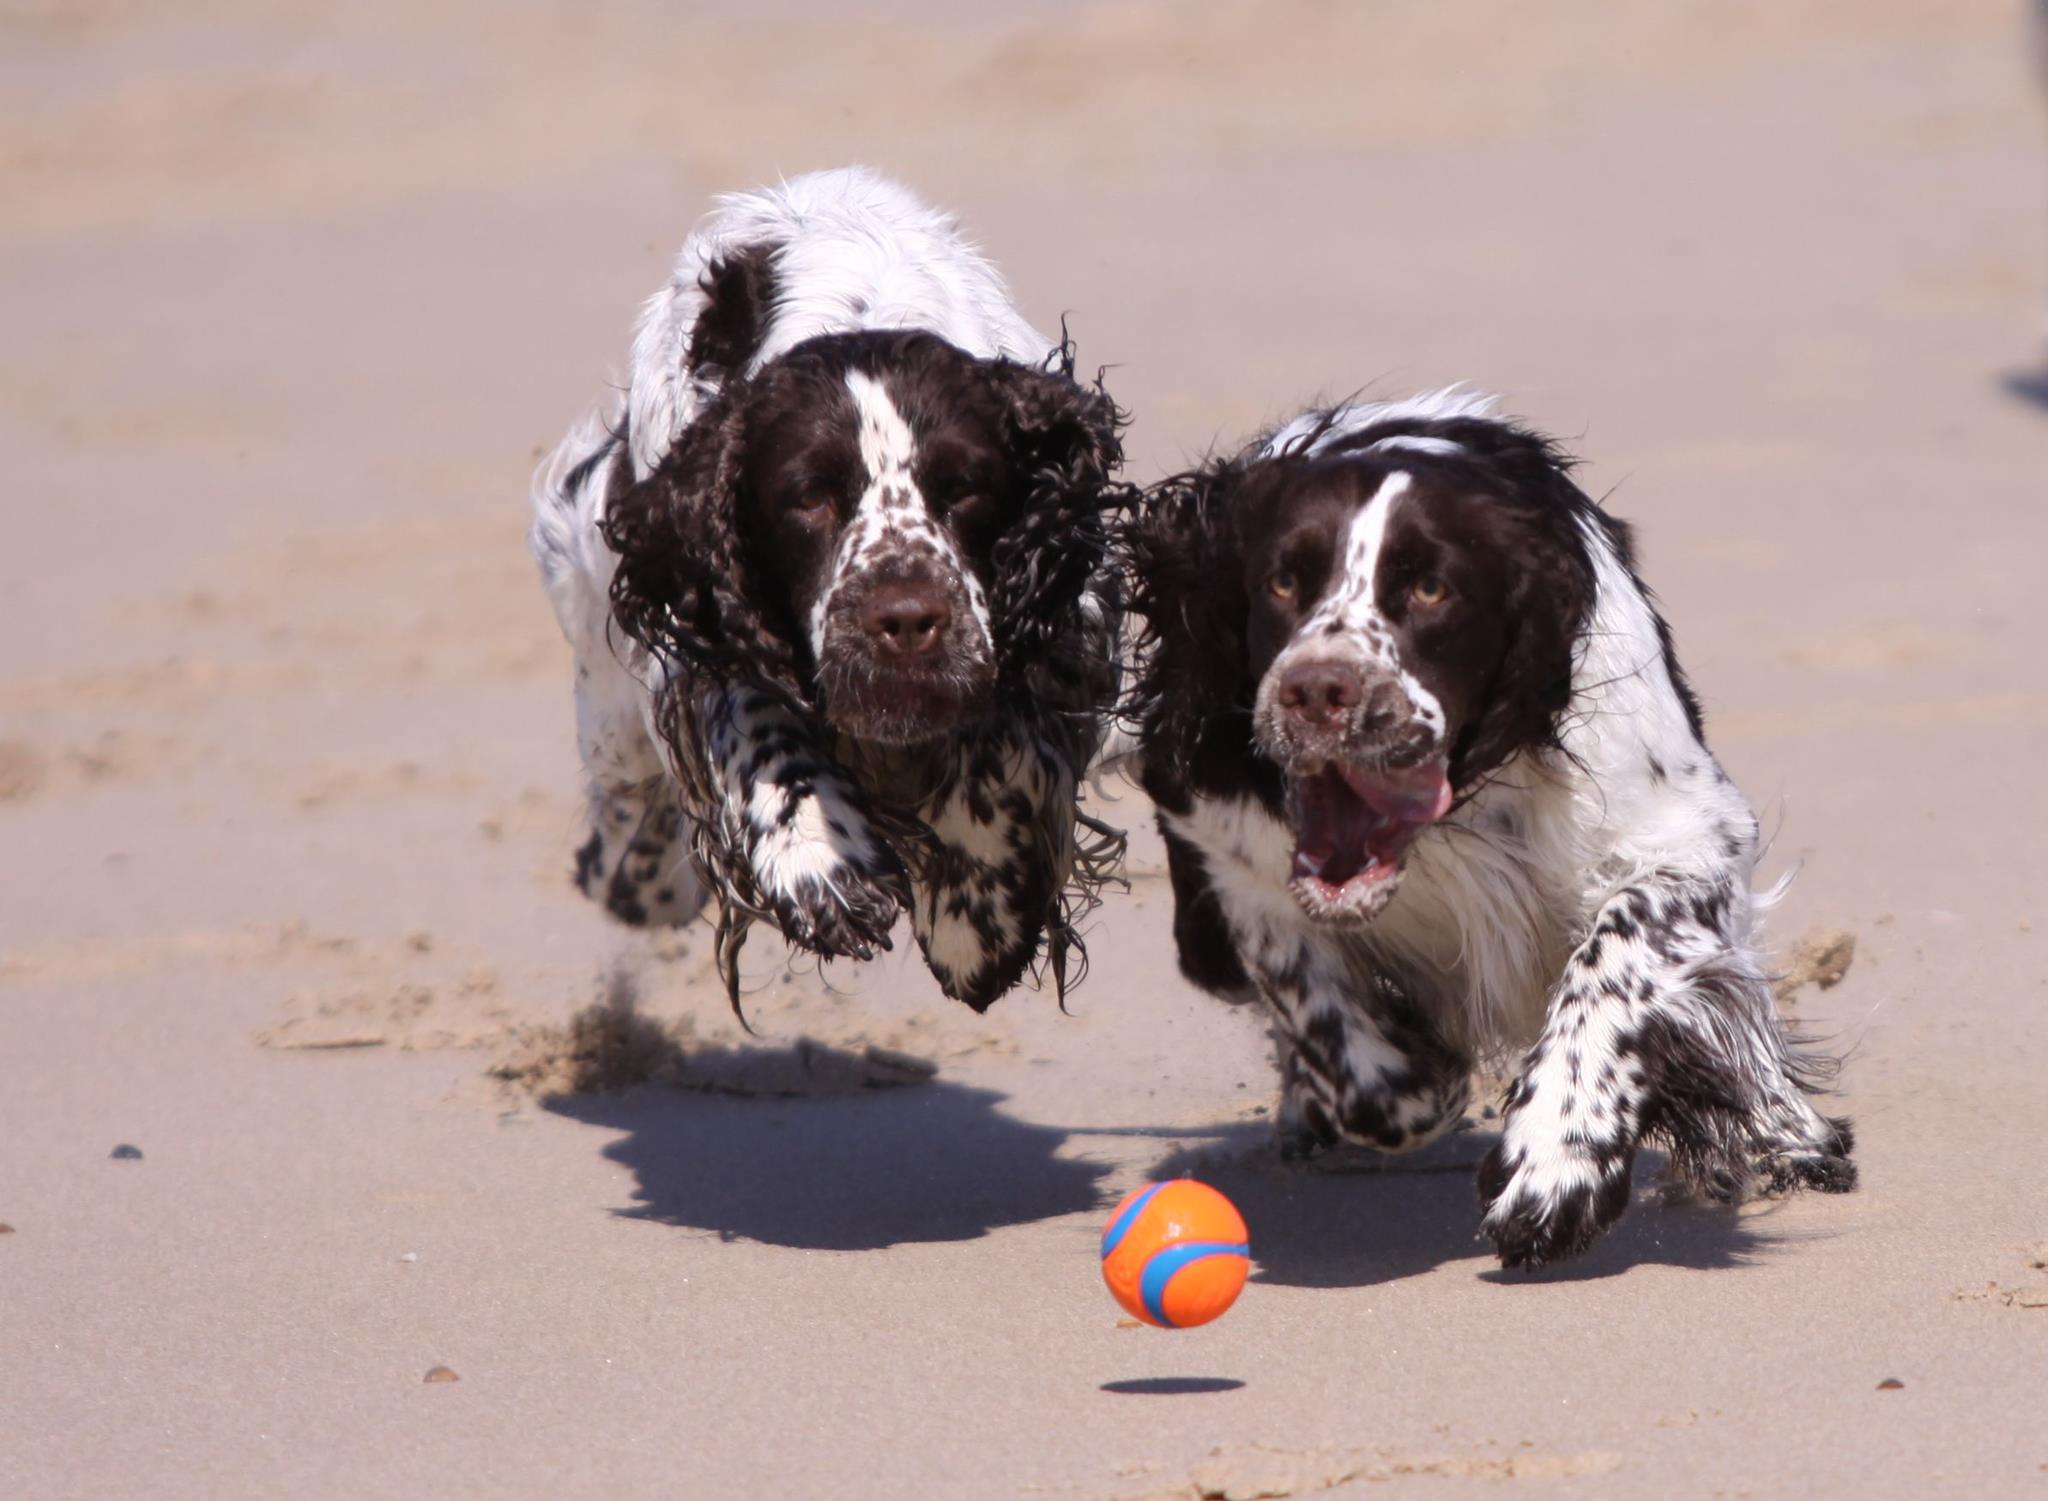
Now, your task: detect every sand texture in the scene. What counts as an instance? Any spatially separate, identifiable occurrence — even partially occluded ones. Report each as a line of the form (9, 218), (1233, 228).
(3, 1), (2045, 1496)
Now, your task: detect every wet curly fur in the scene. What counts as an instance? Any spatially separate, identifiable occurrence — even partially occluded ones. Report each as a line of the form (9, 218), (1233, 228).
(603, 333), (1130, 1011)
(530, 168), (1129, 1015)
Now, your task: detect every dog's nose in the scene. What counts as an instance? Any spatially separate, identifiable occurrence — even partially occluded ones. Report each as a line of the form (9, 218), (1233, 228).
(1276, 660), (1364, 726)
(861, 581), (953, 658)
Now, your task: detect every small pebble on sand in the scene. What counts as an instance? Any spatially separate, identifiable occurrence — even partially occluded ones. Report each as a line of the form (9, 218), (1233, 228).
(423, 1366), (460, 1384)
(109, 1144), (143, 1160)
(399, 1251), (419, 1263)
(0, 1223), (15, 1235)
(1877, 1378), (1905, 1391)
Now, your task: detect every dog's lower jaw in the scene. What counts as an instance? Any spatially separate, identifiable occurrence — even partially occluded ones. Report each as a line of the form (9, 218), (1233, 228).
(818, 678), (989, 749)
(1286, 868), (1405, 926)
(828, 706), (959, 748)
(1278, 754), (1448, 926)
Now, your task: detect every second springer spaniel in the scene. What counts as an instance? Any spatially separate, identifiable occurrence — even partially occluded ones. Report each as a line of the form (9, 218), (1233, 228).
(1126, 391), (1856, 1268)
(530, 168), (1127, 1012)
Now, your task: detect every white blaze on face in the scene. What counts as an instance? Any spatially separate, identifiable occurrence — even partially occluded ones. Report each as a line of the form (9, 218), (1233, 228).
(848, 368), (917, 487)
(1300, 470), (1407, 637)
(1271, 469), (1447, 740)
(805, 369), (993, 659)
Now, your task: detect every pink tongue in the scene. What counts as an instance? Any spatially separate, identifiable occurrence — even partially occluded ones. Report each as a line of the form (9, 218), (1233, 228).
(1339, 762), (1452, 825)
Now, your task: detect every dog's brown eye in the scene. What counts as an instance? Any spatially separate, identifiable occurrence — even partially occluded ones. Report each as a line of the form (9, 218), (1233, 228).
(1411, 575), (1450, 607)
(795, 491), (835, 518)
(1268, 570), (1299, 602)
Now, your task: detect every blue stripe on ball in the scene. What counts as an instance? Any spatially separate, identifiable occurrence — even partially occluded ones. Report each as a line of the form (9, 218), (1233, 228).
(1099, 1182), (1167, 1259)
(1139, 1240), (1251, 1328)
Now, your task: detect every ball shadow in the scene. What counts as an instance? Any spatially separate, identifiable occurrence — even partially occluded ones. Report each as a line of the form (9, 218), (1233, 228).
(545, 1076), (1107, 1250)
(1152, 1122), (1774, 1287)
(1100, 1377), (1245, 1396)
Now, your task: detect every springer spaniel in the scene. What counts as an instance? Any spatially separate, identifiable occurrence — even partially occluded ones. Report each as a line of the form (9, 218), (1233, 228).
(530, 168), (1127, 1012)
(1126, 391), (1856, 1268)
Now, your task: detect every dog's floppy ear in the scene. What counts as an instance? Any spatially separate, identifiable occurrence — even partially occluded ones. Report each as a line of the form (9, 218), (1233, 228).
(995, 357), (1123, 488)
(628, 243), (784, 474)
(686, 243), (782, 380)
(1440, 427), (1600, 789)
(1124, 455), (1256, 802)
(978, 357), (1130, 734)
(600, 391), (808, 713)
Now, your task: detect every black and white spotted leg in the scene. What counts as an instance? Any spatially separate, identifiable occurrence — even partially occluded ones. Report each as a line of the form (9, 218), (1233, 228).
(911, 735), (1071, 1011)
(700, 685), (908, 960)
(1250, 942), (1473, 1159)
(1274, 1040), (1341, 1159)
(574, 779), (707, 928)
(565, 647), (707, 929)
(1479, 874), (1856, 1270)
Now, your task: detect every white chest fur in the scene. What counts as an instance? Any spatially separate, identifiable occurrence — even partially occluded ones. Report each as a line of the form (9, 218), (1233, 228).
(1159, 761), (1585, 1055)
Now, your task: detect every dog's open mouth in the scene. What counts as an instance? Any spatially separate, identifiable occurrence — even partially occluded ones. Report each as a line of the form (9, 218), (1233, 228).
(1287, 758), (1453, 921)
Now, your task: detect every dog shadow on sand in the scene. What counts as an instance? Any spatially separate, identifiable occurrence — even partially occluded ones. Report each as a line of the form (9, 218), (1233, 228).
(545, 1068), (1108, 1251)
(546, 1071), (1792, 1272)
(1147, 1122), (1806, 1288)
(524, 991), (1802, 1273)
(514, 975), (1108, 1250)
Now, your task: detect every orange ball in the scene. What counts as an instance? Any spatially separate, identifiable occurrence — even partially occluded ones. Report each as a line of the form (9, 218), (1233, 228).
(1099, 1179), (1250, 1328)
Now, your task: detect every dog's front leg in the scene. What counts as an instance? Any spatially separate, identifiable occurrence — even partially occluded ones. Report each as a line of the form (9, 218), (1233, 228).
(1251, 934), (1472, 1159)
(1478, 871), (1855, 1270)
(699, 685), (908, 960)
(568, 642), (707, 929)
(911, 736), (1081, 1010)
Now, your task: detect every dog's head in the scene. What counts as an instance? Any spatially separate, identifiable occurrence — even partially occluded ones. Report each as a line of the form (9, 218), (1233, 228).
(736, 330), (1116, 744)
(1130, 399), (1603, 925)
(604, 291), (1121, 749)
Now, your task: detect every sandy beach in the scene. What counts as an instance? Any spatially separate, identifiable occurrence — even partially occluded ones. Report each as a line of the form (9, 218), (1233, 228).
(3, 1), (2046, 1495)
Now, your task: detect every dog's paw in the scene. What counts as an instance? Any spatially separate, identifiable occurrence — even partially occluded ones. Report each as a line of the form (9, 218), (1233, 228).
(1756, 1115), (1858, 1196)
(1330, 1073), (1471, 1155)
(909, 862), (1035, 1013)
(1275, 1080), (1339, 1161)
(1758, 1147), (1858, 1196)
(1477, 1138), (1634, 1271)
(744, 785), (909, 960)
(576, 800), (707, 929)
(762, 865), (906, 961)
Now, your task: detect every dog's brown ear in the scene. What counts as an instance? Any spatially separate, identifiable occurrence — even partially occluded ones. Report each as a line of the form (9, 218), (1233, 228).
(686, 243), (782, 380)
(600, 392), (806, 711)
(974, 360), (1130, 732)
(990, 359), (1123, 490)
(1451, 505), (1593, 790)
(1425, 425), (1602, 791)
(1124, 456), (1256, 800)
